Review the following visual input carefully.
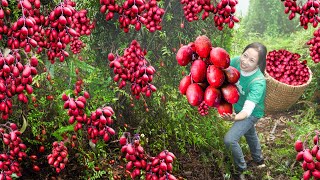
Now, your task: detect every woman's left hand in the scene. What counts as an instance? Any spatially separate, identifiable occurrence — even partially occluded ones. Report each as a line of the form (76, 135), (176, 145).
(220, 113), (237, 121)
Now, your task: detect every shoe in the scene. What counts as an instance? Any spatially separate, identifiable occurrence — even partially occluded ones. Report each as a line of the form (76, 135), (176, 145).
(232, 172), (246, 180)
(232, 170), (247, 180)
(247, 159), (266, 168)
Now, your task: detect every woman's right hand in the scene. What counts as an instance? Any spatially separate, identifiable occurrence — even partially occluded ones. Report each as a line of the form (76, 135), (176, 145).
(220, 113), (236, 121)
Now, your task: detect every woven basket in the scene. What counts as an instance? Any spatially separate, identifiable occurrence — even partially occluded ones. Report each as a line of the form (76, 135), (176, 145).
(264, 68), (313, 113)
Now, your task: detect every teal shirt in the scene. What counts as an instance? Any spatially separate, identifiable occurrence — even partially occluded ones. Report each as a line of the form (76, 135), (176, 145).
(230, 56), (266, 118)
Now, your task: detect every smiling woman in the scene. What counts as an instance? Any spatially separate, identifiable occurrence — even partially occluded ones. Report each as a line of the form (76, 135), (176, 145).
(220, 42), (267, 179)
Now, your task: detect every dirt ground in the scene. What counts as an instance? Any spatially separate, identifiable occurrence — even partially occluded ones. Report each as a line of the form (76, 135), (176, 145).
(176, 110), (300, 180)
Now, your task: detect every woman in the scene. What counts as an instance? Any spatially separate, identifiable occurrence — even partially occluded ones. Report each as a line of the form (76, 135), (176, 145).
(221, 42), (267, 179)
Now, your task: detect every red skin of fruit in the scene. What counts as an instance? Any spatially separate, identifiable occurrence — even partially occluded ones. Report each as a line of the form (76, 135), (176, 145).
(312, 170), (320, 178)
(191, 59), (207, 83)
(217, 101), (233, 115)
(179, 75), (192, 95)
(194, 35), (212, 58)
(223, 66), (240, 84)
(294, 140), (304, 152)
(39, 146), (45, 153)
(210, 47), (230, 69)
(204, 85), (221, 107)
(176, 45), (193, 66)
(221, 84), (240, 104)
(303, 170), (311, 180)
(186, 83), (204, 106)
(304, 150), (313, 163)
(207, 65), (225, 88)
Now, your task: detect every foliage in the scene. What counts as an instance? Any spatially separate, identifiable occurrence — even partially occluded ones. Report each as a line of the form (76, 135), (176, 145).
(242, 0), (300, 36)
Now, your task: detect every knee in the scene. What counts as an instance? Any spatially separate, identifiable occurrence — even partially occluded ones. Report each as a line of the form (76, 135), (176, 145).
(224, 135), (235, 148)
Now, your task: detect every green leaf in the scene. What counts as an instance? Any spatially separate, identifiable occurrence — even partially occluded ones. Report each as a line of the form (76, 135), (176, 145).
(52, 125), (74, 141)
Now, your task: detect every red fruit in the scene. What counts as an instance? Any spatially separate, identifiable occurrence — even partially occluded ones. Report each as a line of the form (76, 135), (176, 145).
(210, 47), (230, 69)
(126, 145), (135, 155)
(165, 155), (173, 163)
(315, 162), (320, 170)
(223, 66), (240, 84)
(108, 53), (115, 61)
(179, 75), (191, 95)
(312, 145), (319, 156)
(204, 86), (221, 107)
(221, 84), (240, 104)
(186, 83), (204, 106)
(30, 57), (39, 67)
(296, 151), (304, 161)
(307, 161), (316, 171)
(194, 35), (212, 58)
(190, 59), (207, 83)
(316, 150), (320, 161)
(303, 170), (311, 180)
(84, 91), (90, 99)
(207, 65), (225, 87)
(159, 162), (167, 171)
(314, 135), (319, 145)
(176, 45), (193, 66)
(312, 170), (320, 178)
(295, 140), (303, 152)
(33, 165), (40, 172)
(39, 146), (45, 153)
(22, 66), (31, 77)
(217, 101), (233, 115)
(304, 150), (314, 163)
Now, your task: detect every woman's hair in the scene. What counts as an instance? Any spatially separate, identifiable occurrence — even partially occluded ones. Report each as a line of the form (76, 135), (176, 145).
(242, 42), (267, 73)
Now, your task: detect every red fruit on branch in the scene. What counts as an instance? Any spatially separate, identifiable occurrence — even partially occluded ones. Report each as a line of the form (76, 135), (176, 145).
(204, 86), (221, 107)
(295, 140), (304, 152)
(190, 59), (207, 83)
(221, 84), (239, 104)
(217, 101), (233, 115)
(179, 75), (192, 95)
(194, 35), (212, 58)
(176, 45), (193, 66)
(223, 66), (240, 84)
(186, 83), (204, 106)
(207, 65), (225, 88)
(210, 47), (230, 69)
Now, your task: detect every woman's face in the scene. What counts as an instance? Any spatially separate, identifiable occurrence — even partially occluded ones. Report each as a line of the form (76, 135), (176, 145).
(240, 48), (259, 72)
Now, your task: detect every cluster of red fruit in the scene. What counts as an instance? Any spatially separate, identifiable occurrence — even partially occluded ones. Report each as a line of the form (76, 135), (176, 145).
(3, 0), (94, 64)
(119, 133), (177, 180)
(62, 80), (90, 131)
(306, 28), (320, 64)
(176, 35), (240, 116)
(281, 0), (320, 29)
(266, 50), (311, 86)
(0, 122), (27, 178)
(100, 0), (164, 33)
(294, 131), (320, 179)
(87, 106), (116, 143)
(146, 150), (177, 180)
(180, 0), (239, 30)
(47, 141), (68, 173)
(120, 133), (147, 179)
(108, 40), (157, 100)
(0, 0), (9, 40)
(62, 79), (116, 144)
(70, 38), (85, 54)
(0, 50), (38, 120)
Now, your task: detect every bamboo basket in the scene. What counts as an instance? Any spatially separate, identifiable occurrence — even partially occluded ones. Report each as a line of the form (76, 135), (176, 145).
(264, 68), (313, 113)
